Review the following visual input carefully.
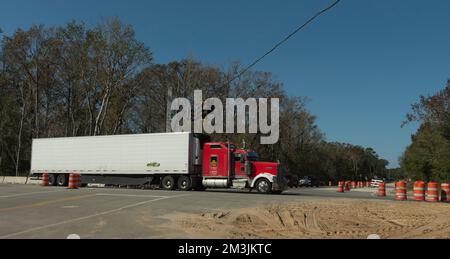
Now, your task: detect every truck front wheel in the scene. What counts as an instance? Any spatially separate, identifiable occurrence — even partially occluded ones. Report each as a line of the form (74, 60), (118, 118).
(177, 176), (192, 191)
(255, 179), (272, 194)
(161, 176), (176, 190)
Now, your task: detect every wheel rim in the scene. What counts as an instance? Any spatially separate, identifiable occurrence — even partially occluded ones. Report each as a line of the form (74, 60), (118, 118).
(49, 175), (55, 185)
(165, 180), (172, 188)
(180, 180), (187, 188)
(57, 175), (65, 186)
(258, 180), (270, 193)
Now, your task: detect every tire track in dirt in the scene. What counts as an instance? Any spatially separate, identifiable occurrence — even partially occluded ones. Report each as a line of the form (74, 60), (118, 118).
(163, 199), (450, 239)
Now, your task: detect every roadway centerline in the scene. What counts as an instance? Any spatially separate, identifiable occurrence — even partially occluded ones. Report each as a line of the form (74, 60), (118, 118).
(0, 190), (67, 198)
(0, 194), (98, 213)
(95, 193), (171, 199)
(0, 194), (191, 239)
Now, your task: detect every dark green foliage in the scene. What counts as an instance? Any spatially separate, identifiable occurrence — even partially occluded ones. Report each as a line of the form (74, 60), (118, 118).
(0, 19), (388, 181)
(400, 82), (450, 182)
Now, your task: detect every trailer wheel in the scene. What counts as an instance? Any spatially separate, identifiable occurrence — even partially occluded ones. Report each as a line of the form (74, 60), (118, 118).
(48, 174), (57, 186)
(177, 176), (192, 191)
(255, 178), (272, 194)
(56, 174), (68, 187)
(161, 176), (176, 190)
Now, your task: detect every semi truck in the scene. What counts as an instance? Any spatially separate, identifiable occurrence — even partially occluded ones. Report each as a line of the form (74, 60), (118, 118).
(30, 132), (287, 194)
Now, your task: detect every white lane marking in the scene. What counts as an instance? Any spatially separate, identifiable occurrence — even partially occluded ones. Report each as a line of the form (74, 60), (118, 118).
(367, 234), (381, 239)
(61, 206), (80, 209)
(0, 190), (66, 198)
(95, 193), (170, 199)
(0, 194), (191, 239)
(67, 234), (81, 239)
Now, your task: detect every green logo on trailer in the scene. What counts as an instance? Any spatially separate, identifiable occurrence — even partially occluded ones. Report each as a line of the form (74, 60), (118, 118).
(146, 162), (161, 168)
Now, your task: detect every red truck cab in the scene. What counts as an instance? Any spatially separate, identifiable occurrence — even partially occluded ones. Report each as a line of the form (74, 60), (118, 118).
(201, 142), (286, 193)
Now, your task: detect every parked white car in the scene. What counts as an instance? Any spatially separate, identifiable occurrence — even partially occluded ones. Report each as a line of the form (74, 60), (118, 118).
(298, 177), (311, 187)
(370, 179), (384, 188)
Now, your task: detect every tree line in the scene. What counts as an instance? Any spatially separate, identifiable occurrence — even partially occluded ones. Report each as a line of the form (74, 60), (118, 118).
(0, 18), (389, 182)
(400, 81), (450, 182)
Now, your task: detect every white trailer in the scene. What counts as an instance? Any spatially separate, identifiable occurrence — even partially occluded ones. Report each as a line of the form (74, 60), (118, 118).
(31, 132), (205, 189)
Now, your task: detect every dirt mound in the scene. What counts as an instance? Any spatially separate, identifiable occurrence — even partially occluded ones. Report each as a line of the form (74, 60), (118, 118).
(167, 199), (450, 239)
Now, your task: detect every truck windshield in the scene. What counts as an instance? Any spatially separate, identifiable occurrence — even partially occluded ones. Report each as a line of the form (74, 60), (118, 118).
(246, 152), (260, 161)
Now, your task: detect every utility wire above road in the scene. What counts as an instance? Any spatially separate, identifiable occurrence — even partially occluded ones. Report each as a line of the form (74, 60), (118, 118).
(228, 0), (341, 84)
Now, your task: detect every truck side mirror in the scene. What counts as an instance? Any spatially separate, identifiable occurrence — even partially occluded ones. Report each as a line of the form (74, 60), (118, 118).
(245, 160), (251, 175)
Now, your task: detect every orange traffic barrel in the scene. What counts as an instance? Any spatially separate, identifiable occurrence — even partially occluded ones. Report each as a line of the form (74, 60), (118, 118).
(413, 181), (425, 201)
(337, 181), (345, 193)
(329, 181), (332, 187)
(358, 181), (363, 188)
(377, 182), (386, 197)
(68, 173), (79, 189)
(366, 181), (370, 188)
(441, 183), (450, 202)
(426, 182), (439, 202)
(344, 181), (350, 191)
(395, 181), (407, 201)
(41, 173), (49, 187)
(351, 181), (356, 189)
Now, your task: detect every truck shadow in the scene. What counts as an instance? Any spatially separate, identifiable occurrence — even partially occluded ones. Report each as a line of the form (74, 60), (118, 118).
(203, 189), (305, 196)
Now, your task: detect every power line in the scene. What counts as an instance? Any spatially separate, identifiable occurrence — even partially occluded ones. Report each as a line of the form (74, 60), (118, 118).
(228, 0), (341, 84)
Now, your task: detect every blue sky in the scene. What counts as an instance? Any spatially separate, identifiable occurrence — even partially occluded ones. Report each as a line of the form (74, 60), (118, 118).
(1, 0), (450, 167)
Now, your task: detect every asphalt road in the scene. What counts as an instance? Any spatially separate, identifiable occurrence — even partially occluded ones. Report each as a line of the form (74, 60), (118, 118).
(0, 184), (390, 239)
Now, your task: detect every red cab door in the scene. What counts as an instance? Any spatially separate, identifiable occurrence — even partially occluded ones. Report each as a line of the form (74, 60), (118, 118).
(203, 144), (232, 178)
